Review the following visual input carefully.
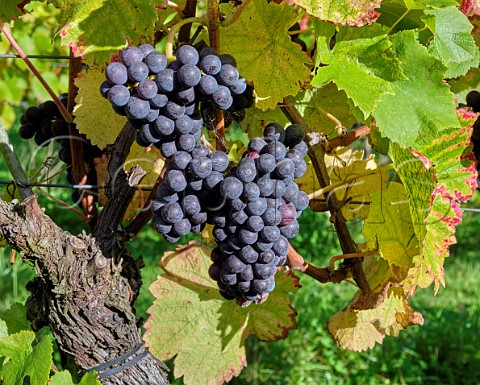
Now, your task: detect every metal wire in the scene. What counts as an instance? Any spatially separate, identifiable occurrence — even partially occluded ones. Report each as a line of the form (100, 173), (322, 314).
(0, 180), (154, 191)
(0, 54), (75, 60)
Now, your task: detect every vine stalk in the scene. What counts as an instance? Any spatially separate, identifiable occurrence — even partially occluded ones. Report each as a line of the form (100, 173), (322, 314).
(280, 97), (371, 294)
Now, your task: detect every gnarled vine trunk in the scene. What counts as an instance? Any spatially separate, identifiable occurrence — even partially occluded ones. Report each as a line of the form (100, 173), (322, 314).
(0, 123), (169, 385)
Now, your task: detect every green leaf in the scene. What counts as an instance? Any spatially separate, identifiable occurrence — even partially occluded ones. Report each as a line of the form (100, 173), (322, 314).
(52, 0), (157, 64)
(0, 0), (29, 23)
(0, 332), (52, 385)
(144, 242), (298, 385)
(0, 321), (7, 339)
(363, 182), (419, 267)
(0, 303), (31, 334)
(296, 84), (364, 135)
(312, 25), (405, 117)
(422, 6), (480, 78)
(219, 0), (312, 110)
(291, 0), (381, 26)
(373, 30), (459, 147)
(74, 68), (127, 148)
(49, 370), (101, 385)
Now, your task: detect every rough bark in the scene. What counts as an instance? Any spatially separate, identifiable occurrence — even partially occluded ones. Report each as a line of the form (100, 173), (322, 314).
(0, 123), (169, 384)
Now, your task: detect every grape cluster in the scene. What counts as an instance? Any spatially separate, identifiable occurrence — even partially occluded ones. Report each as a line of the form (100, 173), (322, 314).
(151, 145), (230, 243)
(18, 94), (102, 205)
(100, 44), (252, 153)
(208, 123), (309, 305)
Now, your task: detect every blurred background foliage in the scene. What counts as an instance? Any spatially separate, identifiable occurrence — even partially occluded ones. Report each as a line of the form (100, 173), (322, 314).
(1, 3), (480, 385)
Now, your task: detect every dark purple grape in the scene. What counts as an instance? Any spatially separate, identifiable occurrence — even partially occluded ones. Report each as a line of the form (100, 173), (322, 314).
(172, 151), (192, 170)
(280, 220), (299, 239)
(153, 115), (175, 136)
(237, 281), (251, 293)
(176, 134), (196, 152)
(209, 263), (222, 281)
(242, 182), (260, 202)
(284, 124), (305, 147)
(161, 201), (184, 224)
(198, 75), (218, 95)
(262, 207), (281, 226)
(236, 158), (256, 183)
(246, 216), (264, 232)
(246, 198), (267, 216)
(238, 265), (254, 281)
(260, 226), (280, 242)
(106, 62), (128, 85)
(127, 61), (149, 82)
(248, 138), (267, 153)
(175, 87), (195, 105)
(257, 153), (276, 174)
(165, 101), (186, 120)
(125, 95), (150, 119)
(190, 156), (212, 178)
(156, 183), (179, 202)
(137, 79), (158, 100)
(165, 169), (187, 192)
(150, 93), (168, 109)
(229, 78), (247, 95)
(278, 202), (297, 226)
(139, 123), (160, 144)
(213, 227), (228, 242)
(272, 235), (289, 255)
(220, 269), (237, 285)
(253, 263), (276, 279)
(219, 54), (237, 67)
(265, 141), (287, 160)
(100, 80), (112, 98)
(176, 45), (199, 65)
(295, 191), (309, 211)
(155, 69), (177, 93)
(175, 115), (194, 135)
(200, 47), (217, 59)
(158, 140), (177, 158)
(217, 64), (239, 86)
(177, 64), (201, 87)
(230, 209), (248, 225)
(239, 246), (258, 264)
(200, 55), (222, 75)
(224, 255), (246, 274)
(182, 194), (201, 216)
(173, 218), (191, 236)
(220, 177), (243, 200)
(153, 216), (172, 234)
(264, 122), (285, 143)
(275, 158), (295, 179)
(18, 124), (36, 139)
(212, 85), (232, 109)
(205, 171), (224, 190)
(120, 46), (143, 66)
(209, 151), (229, 172)
(258, 250), (275, 264)
(108, 85), (130, 107)
(238, 228), (258, 245)
(257, 175), (275, 197)
(138, 44), (155, 58)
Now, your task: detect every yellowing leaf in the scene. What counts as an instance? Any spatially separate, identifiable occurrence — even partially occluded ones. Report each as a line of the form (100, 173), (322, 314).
(328, 287), (422, 351)
(74, 68), (127, 149)
(292, 0), (381, 26)
(363, 182), (419, 267)
(144, 242), (298, 385)
(53, 0), (157, 64)
(220, 0), (312, 110)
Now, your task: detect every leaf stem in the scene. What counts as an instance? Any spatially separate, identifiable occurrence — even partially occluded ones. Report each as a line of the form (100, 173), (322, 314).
(0, 18), (73, 123)
(386, 9), (410, 35)
(166, 16), (207, 60)
(328, 250), (377, 271)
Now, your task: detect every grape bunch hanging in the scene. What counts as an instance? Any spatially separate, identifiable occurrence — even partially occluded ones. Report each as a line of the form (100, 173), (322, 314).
(18, 94), (102, 205)
(101, 44), (309, 305)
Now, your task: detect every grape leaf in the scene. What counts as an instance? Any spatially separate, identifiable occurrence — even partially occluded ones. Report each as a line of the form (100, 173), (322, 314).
(0, 0), (30, 23)
(52, 0), (157, 64)
(422, 6), (480, 78)
(49, 371), (101, 385)
(374, 30), (460, 147)
(296, 84), (364, 135)
(0, 321), (7, 339)
(312, 25), (405, 117)
(144, 241), (298, 385)
(0, 303), (30, 334)
(242, 106), (290, 139)
(328, 286), (422, 351)
(74, 68), (127, 149)
(291, 0), (381, 26)
(297, 148), (389, 220)
(405, 123), (477, 293)
(363, 182), (419, 267)
(0, 331), (52, 385)
(219, 0), (312, 110)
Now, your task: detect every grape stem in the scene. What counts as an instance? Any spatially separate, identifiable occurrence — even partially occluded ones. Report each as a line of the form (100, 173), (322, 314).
(307, 163), (394, 201)
(166, 16), (207, 60)
(179, 0), (198, 43)
(280, 96), (371, 294)
(318, 107), (346, 136)
(287, 244), (353, 284)
(0, 18), (73, 123)
(328, 250), (378, 272)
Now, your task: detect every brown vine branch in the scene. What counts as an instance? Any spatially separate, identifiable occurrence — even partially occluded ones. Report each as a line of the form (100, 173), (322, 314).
(287, 244), (352, 284)
(324, 124), (371, 151)
(0, 18), (73, 123)
(279, 97), (371, 294)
